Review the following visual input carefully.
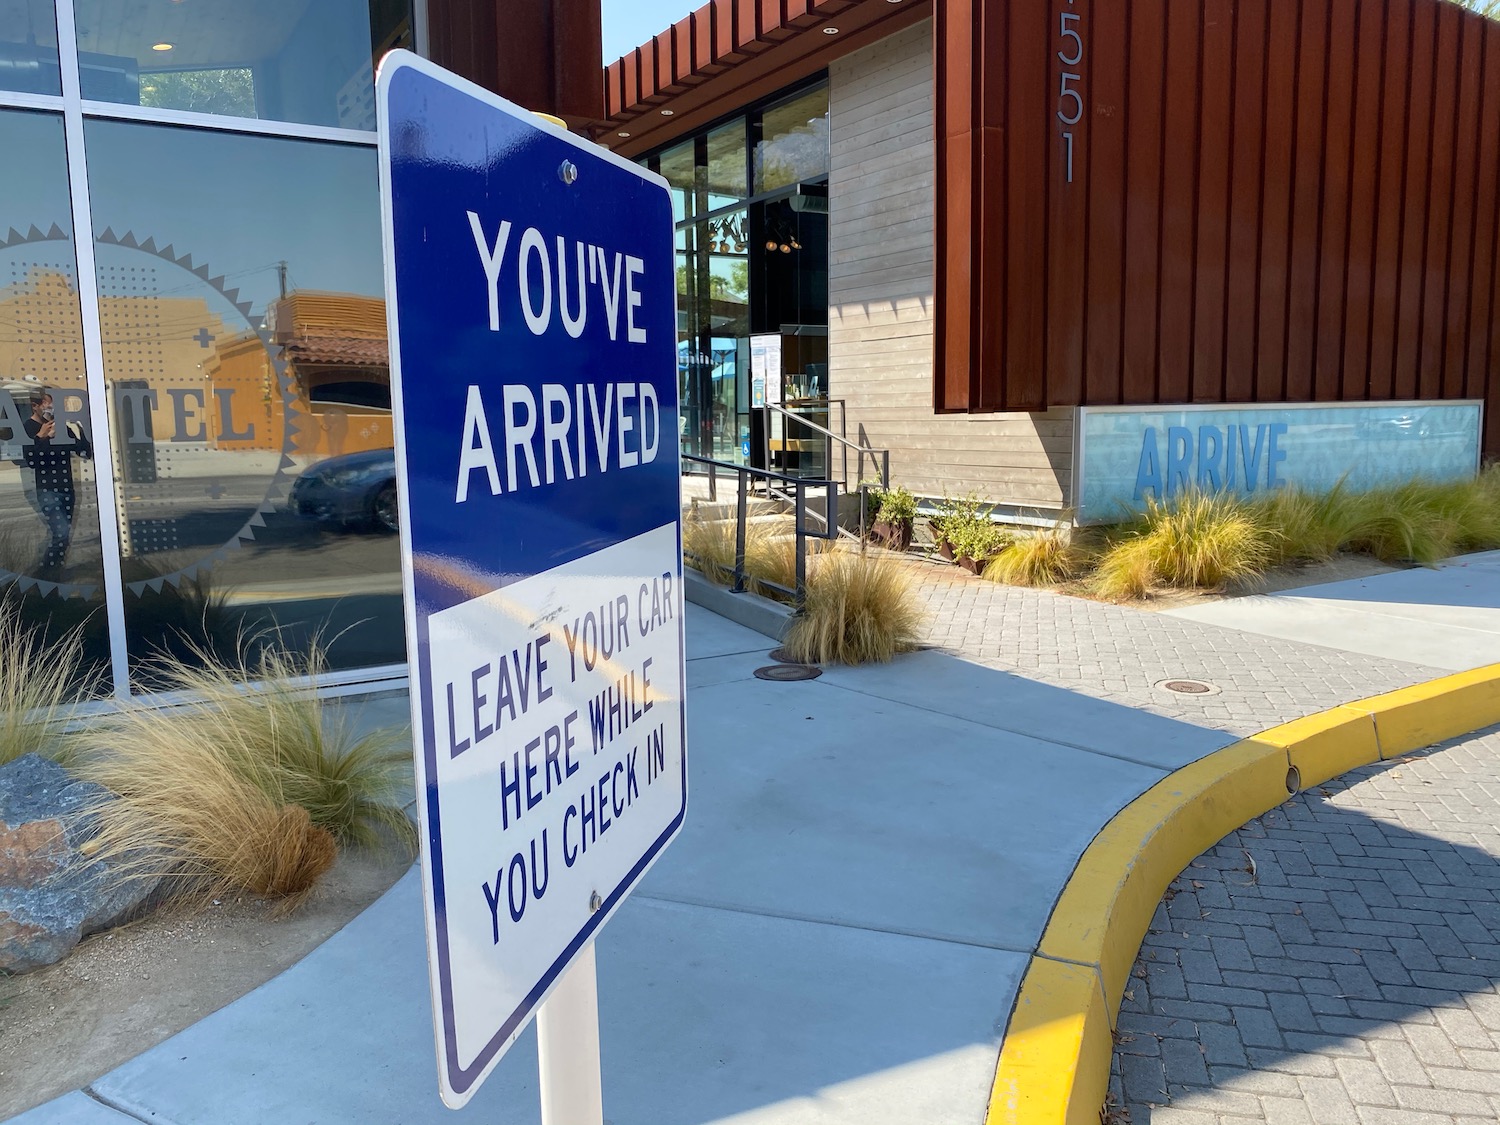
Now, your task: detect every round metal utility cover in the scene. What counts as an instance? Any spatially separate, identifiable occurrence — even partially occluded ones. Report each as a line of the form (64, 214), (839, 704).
(768, 647), (800, 664)
(1154, 678), (1221, 696)
(754, 664), (822, 682)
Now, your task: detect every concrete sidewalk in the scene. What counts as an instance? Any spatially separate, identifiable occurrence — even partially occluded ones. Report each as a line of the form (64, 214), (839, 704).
(15, 609), (1237, 1125)
(9, 556), (1492, 1125)
(1163, 549), (1500, 672)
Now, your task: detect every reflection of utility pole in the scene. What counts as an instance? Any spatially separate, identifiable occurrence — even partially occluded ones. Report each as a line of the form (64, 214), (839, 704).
(276, 260), (288, 298)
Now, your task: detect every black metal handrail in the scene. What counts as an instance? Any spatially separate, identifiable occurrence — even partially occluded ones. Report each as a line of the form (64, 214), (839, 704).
(681, 453), (838, 607)
(759, 402), (889, 541)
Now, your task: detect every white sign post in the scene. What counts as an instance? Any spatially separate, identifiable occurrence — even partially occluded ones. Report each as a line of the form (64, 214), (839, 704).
(377, 52), (687, 1113)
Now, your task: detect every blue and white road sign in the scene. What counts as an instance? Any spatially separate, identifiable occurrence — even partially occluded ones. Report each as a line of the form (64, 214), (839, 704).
(376, 52), (687, 1110)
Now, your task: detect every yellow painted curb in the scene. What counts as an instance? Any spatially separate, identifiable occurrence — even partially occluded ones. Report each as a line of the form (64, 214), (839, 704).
(987, 958), (1111, 1125)
(1252, 706), (1379, 790)
(1346, 662), (1500, 758)
(1037, 740), (1288, 1016)
(988, 663), (1500, 1125)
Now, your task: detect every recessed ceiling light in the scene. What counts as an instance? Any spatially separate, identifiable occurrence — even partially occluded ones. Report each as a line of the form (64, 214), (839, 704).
(617, 131), (631, 138)
(151, 42), (174, 51)
(822, 26), (839, 34)
(660, 109), (674, 116)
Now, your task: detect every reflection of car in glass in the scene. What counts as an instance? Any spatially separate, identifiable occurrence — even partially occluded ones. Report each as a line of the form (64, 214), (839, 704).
(289, 448), (398, 532)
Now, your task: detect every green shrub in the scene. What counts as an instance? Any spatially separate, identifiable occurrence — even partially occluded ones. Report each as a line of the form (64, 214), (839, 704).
(932, 493), (1010, 560)
(873, 485), (918, 525)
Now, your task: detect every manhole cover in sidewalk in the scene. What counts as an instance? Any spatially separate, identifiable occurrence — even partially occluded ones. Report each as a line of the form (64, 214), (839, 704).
(1155, 678), (1221, 696)
(754, 664), (822, 682)
(768, 647), (800, 664)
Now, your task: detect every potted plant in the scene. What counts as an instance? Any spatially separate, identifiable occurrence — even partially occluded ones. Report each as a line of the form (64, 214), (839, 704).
(930, 493), (1002, 565)
(946, 518), (1010, 574)
(927, 493), (973, 560)
(870, 485), (917, 551)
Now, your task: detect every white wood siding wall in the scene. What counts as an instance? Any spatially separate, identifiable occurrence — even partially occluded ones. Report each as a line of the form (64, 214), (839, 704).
(828, 19), (1074, 509)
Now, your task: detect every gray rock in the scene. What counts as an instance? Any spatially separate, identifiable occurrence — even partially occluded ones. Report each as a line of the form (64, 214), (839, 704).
(1, 753), (159, 974)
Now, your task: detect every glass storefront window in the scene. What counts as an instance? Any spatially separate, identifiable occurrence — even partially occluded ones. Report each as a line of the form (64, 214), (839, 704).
(0, 1), (61, 95)
(660, 137), (695, 224)
(74, 0), (412, 129)
(0, 107), (113, 682)
(754, 85), (830, 194)
(653, 81), (830, 471)
(678, 209), (750, 463)
(85, 118), (401, 684)
(704, 120), (746, 209)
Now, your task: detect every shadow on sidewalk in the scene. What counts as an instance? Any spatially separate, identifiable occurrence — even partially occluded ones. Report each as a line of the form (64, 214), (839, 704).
(1115, 727), (1500, 1122)
(21, 612), (1249, 1125)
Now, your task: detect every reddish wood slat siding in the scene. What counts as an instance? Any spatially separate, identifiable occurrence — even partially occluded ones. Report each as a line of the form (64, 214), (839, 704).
(426, 0), (602, 123)
(935, 0), (1500, 455)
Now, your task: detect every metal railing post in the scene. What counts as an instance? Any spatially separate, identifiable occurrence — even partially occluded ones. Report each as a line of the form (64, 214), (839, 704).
(794, 480), (808, 608)
(732, 468), (749, 594)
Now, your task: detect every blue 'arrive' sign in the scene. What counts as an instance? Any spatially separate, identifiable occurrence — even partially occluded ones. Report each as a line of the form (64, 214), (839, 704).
(377, 51), (687, 1110)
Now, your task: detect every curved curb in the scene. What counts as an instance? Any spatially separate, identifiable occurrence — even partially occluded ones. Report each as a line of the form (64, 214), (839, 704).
(986, 662), (1500, 1125)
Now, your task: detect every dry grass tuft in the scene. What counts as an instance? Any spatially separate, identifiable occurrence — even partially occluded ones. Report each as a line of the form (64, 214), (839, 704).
(982, 522), (1090, 587)
(1246, 485), (1355, 565)
(782, 546), (923, 665)
(74, 635), (413, 905)
(0, 594), (96, 767)
(256, 805), (339, 898)
(683, 513), (830, 600)
(78, 717), (340, 904)
(1093, 493), (1276, 601)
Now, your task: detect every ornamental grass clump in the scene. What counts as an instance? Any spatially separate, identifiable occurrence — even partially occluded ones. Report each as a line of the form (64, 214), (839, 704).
(782, 546), (923, 665)
(1093, 492), (1276, 601)
(682, 511), (787, 591)
(683, 512), (831, 601)
(76, 635), (414, 905)
(1246, 484), (1357, 565)
(0, 595), (96, 767)
(982, 521), (1090, 587)
(1336, 483), (1458, 565)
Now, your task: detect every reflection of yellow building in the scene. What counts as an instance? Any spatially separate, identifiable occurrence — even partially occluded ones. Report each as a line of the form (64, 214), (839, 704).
(1, 270), (390, 458)
(0, 268), (86, 389)
(0, 266), (230, 443)
(266, 290), (392, 459)
(203, 332), (282, 451)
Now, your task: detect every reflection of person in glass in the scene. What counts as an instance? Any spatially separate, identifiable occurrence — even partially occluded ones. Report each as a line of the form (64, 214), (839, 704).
(23, 390), (91, 578)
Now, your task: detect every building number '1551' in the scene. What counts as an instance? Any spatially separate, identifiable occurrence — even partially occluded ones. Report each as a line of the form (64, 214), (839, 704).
(1057, 0), (1084, 184)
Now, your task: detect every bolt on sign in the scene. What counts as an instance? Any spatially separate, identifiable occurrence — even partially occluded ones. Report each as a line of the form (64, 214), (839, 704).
(376, 52), (687, 1111)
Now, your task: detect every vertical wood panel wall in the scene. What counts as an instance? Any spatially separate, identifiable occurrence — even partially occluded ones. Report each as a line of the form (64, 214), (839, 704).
(936, 0), (1500, 455)
(427, 0), (601, 124)
(830, 20), (1074, 507)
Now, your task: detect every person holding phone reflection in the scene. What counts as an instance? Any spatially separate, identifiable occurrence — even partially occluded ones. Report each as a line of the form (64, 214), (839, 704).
(23, 389), (91, 579)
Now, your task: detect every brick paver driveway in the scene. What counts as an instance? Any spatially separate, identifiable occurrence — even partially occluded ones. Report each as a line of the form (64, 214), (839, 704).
(904, 556), (1441, 737)
(1112, 726), (1500, 1124)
